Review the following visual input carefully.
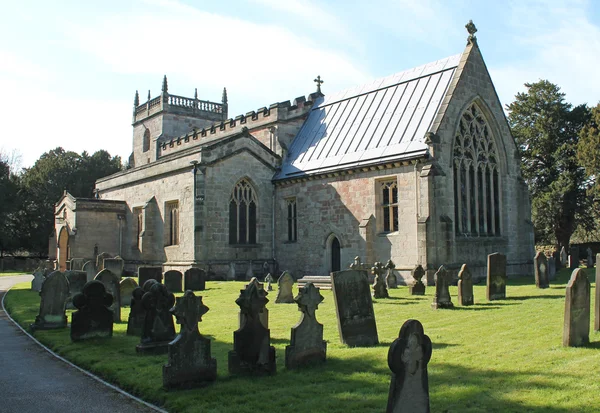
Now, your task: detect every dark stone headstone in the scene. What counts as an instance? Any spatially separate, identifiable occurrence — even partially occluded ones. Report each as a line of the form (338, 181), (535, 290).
(163, 291), (216, 389)
(239, 278), (268, 329)
(457, 264), (474, 306)
(431, 265), (453, 309)
(264, 273), (274, 291)
(184, 268), (206, 291)
(534, 251), (549, 289)
(486, 253), (507, 301)
(31, 268), (48, 292)
(69, 258), (86, 271)
(96, 252), (111, 272)
(553, 250), (561, 270)
(127, 282), (153, 336)
(386, 319), (432, 413)
(569, 246), (580, 270)
(548, 256), (557, 281)
(120, 277), (138, 307)
(70, 280), (114, 341)
(385, 260), (398, 289)
(164, 270), (183, 293)
(228, 279), (276, 375)
(285, 282), (326, 369)
(138, 266), (163, 286)
(331, 269), (378, 347)
(65, 270), (88, 309)
(586, 247), (593, 268)
(372, 262), (389, 299)
(275, 271), (295, 303)
(83, 261), (95, 282)
(563, 268), (590, 347)
(94, 269), (121, 322)
(103, 258), (124, 278)
(136, 281), (176, 354)
(30, 271), (69, 330)
(595, 254), (600, 332)
(409, 265), (426, 296)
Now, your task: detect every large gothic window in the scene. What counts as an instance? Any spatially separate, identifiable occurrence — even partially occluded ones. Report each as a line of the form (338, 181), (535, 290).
(229, 179), (258, 244)
(453, 103), (501, 236)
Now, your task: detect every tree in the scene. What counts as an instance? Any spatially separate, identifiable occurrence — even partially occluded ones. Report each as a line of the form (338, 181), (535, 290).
(577, 103), (600, 207)
(507, 80), (592, 251)
(0, 159), (21, 256)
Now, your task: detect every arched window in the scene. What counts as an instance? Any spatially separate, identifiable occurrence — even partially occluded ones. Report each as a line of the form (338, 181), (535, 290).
(143, 129), (150, 153)
(453, 103), (500, 236)
(229, 179), (258, 244)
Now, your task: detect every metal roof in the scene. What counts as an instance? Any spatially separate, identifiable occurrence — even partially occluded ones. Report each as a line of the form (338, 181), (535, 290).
(275, 53), (462, 180)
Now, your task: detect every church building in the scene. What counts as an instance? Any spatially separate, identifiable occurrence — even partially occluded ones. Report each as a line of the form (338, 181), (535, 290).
(52, 22), (535, 282)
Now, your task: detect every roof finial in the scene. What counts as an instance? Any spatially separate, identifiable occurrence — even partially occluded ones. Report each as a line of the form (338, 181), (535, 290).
(465, 20), (477, 44)
(194, 88), (198, 100)
(222, 87), (228, 105)
(147, 90), (151, 101)
(314, 75), (324, 95)
(162, 75), (168, 94)
(133, 90), (139, 107)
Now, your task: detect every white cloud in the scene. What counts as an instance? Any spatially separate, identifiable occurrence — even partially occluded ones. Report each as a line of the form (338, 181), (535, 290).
(0, 50), (49, 80)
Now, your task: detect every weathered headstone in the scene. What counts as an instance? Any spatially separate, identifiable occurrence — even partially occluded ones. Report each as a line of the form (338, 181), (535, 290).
(349, 256), (365, 270)
(70, 280), (114, 341)
(239, 278), (269, 329)
(228, 278), (276, 375)
(431, 265), (453, 309)
(138, 266), (163, 286)
(30, 271), (69, 330)
(534, 252), (549, 289)
(386, 319), (432, 413)
(227, 262), (236, 281)
(331, 269), (378, 347)
(262, 261), (269, 277)
(548, 256), (557, 281)
(163, 291), (216, 389)
(264, 273), (274, 291)
(285, 282), (327, 369)
(65, 270), (88, 309)
(103, 258), (124, 278)
(372, 262), (389, 299)
(586, 247), (593, 268)
(83, 260), (95, 282)
(569, 246), (580, 270)
(136, 281), (176, 354)
(120, 277), (138, 307)
(127, 282), (152, 336)
(486, 253), (507, 301)
(69, 258), (86, 271)
(96, 252), (111, 271)
(94, 269), (121, 322)
(595, 254), (600, 332)
(276, 271), (295, 303)
(553, 249), (561, 270)
(560, 246), (568, 266)
(245, 260), (254, 280)
(457, 264), (474, 306)
(31, 268), (47, 292)
(409, 265), (426, 296)
(184, 268), (206, 291)
(164, 270), (183, 293)
(385, 260), (398, 289)
(563, 268), (590, 347)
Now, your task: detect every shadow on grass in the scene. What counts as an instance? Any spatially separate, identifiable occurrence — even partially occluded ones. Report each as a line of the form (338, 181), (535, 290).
(451, 306), (501, 311)
(476, 302), (520, 307)
(503, 295), (564, 301)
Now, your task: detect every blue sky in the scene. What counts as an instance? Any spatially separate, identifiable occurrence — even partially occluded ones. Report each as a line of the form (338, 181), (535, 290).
(1, 0), (599, 168)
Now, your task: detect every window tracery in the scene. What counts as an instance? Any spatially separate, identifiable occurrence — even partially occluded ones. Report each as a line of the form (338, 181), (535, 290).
(229, 179), (258, 244)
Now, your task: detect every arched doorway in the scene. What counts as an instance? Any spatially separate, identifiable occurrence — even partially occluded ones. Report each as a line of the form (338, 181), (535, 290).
(57, 227), (69, 272)
(331, 236), (341, 273)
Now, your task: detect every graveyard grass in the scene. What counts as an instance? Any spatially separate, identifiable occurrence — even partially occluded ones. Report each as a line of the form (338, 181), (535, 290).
(5, 269), (600, 413)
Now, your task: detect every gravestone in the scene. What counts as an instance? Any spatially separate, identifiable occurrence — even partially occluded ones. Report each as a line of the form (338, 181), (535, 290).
(96, 252), (111, 271)
(264, 273), (274, 291)
(486, 253), (507, 301)
(534, 251), (549, 289)
(586, 247), (593, 268)
(569, 246), (579, 270)
(65, 270), (88, 309)
(431, 265), (453, 309)
(30, 271), (69, 330)
(560, 246), (568, 266)
(262, 261), (269, 277)
(386, 319), (432, 413)
(548, 256), (557, 281)
(349, 256), (365, 270)
(136, 281), (176, 354)
(31, 268), (47, 292)
(184, 268), (206, 291)
(83, 261), (95, 282)
(70, 280), (114, 341)
(227, 262), (236, 281)
(164, 270), (183, 293)
(409, 265), (426, 296)
(331, 269), (378, 347)
(163, 291), (217, 389)
(103, 258), (124, 278)
(372, 262), (389, 299)
(127, 282), (152, 336)
(228, 278), (276, 375)
(120, 277), (138, 307)
(285, 282), (327, 369)
(239, 278), (269, 329)
(94, 269), (121, 322)
(138, 266), (163, 286)
(275, 271), (295, 303)
(457, 264), (474, 306)
(563, 268), (590, 347)
(385, 260), (398, 289)
(69, 258), (86, 271)
(595, 254), (600, 332)
(245, 260), (254, 280)
(553, 250), (561, 270)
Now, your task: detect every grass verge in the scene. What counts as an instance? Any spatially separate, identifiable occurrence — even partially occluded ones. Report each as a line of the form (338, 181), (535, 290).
(4, 268), (600, 413)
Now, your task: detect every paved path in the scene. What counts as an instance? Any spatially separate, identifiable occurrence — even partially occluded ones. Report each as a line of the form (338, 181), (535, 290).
(0, 275), (163, 413)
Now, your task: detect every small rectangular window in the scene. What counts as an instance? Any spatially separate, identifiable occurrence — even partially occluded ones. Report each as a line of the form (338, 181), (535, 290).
(133, 207), (143, 249)
(287, 198), (297, 242)
(380, 180), (399, 232)
(165, 201), (179, 246)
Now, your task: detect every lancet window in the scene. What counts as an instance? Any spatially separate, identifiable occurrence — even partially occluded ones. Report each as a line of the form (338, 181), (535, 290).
(229, 179), (257, 244)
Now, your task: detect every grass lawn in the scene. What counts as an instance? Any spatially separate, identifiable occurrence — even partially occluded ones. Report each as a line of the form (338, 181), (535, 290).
(0, 271), (30, 277)
(4, 268), (600, 413)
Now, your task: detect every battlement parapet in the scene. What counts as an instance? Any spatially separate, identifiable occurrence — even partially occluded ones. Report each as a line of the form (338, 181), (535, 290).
(133, 92), (227, 124)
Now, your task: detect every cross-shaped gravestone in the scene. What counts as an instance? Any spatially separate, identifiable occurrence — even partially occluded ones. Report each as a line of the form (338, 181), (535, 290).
(285, 282), (327, 369)
(387, 319), (432, 413)
(431, 265), (453, 309)
(229, 279), (276, 375)
(409, 265), (426, 295)
(163, 291), (216, 389)
(70, 280), (114, 341)
(136, 282), (176, 354)
(264, 273), (274, 291)
(349, 256), (363, 270)
(314, 75), (324, 94)
(239, 278), (269, 328)
(385, 260), (398, 289)
(372, 262), (389, 298)
(457, 264), (474, 306)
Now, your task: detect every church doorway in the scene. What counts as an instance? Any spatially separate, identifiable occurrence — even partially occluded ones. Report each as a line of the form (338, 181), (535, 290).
(331, 236), (341, 272)
(57, 227), (69, 272)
